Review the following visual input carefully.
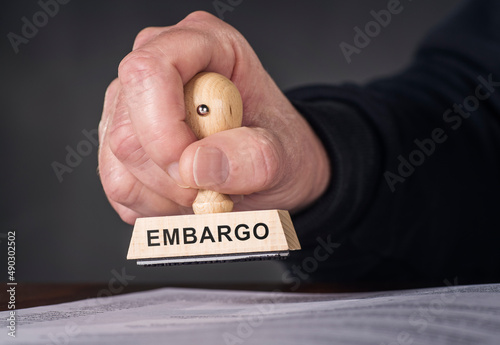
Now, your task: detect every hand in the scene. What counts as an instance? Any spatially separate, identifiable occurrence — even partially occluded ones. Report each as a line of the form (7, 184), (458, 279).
(98, 11), (330, 224)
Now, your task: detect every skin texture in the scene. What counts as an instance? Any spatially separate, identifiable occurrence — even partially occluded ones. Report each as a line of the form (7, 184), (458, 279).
(98, 11), (331, 224)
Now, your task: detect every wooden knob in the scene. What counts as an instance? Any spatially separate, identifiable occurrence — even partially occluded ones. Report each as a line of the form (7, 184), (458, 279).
(184, 72), (243, 214)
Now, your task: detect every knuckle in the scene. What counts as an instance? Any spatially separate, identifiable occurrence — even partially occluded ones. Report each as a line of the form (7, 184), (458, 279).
(98, 119), (107, 147)
(99, 80), (119, 137)
(119, 211), (139, 225)
(133, 27), (159, 49)
(238, 128), (281, 190)
(104, 78), (120, 101)
(255, 133), (281, 189)
(101, 167), (139, 207)
(111, 202), (141, 225)
(182, 10), (217, 24)
(118, 50), (159, 87)
(107, 121), (141, 164)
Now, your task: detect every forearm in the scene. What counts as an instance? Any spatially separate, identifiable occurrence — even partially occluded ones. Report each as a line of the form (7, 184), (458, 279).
(286, 0), (500, 283)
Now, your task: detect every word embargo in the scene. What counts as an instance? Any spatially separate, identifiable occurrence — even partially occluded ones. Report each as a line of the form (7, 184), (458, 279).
(340, 0), (410, 63)
(7, 0), (71, 54)
(147, 223), (269, 247)
(384, 74), (500, 192)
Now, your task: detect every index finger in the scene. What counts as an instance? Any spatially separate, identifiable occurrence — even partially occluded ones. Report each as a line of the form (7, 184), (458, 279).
(117, 11), (239, 171)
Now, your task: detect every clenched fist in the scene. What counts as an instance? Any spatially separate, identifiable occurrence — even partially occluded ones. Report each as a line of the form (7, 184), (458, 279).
(98, 11), (330, 224)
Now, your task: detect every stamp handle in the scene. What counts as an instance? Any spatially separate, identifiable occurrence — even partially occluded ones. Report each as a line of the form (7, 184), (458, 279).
(184, 72), (243, 214)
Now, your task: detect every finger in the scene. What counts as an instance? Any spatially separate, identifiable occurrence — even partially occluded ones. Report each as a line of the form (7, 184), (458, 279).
(177, 127), (285, 196)
(99, 84), (194, 218)
(132, 26), (169, 50)
(98, 78), (120, 157)
(107, 198), (195, 224)
(99, 141), (189, 219)
(117, 11), (239, 173)
(107, 199), (144, 225)
(106, 89), (197, 207)
(108, 197), (195, 225)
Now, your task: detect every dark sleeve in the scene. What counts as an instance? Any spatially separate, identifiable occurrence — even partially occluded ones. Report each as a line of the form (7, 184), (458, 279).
(285, 0), (500, 285)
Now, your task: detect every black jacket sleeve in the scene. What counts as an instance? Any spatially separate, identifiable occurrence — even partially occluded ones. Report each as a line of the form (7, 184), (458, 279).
(285, 0), (500, 285)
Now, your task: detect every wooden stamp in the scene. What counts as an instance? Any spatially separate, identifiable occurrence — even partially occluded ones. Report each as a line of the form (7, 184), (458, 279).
(127, 72), (300, 265)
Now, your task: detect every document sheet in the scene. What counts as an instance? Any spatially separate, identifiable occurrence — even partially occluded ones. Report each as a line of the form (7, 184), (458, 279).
(2, 283), (500, 344)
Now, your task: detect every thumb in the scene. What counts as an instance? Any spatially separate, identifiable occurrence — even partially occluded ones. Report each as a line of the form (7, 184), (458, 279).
(175, 127), (284, 195)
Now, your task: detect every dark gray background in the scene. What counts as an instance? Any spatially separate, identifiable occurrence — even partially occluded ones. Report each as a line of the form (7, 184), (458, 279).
(1, 0), (459, 284)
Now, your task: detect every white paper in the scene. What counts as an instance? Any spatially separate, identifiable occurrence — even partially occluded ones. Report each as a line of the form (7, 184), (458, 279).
(2, 283), (500, 344)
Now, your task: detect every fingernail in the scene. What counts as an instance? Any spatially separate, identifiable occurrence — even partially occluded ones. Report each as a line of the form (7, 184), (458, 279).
(166, 162), (190, 188)
(193, 147), (229, 187)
